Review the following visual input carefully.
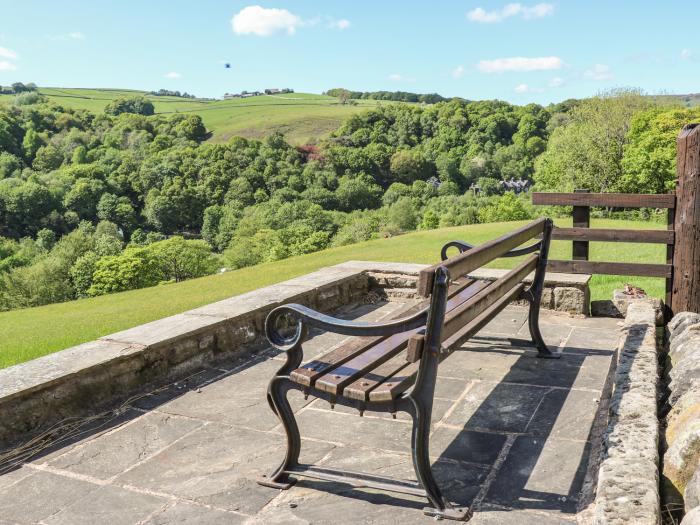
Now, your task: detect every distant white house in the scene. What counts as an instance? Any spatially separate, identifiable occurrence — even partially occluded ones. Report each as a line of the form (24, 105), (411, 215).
(224, 88), (293, 99)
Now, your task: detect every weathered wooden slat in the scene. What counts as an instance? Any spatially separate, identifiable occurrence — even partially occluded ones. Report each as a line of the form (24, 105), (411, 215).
(369, 283), (525, 402)
(343, 352), (411, 401)
(403, 255), (537, 370)
(417, 218), (545, 297)
(532, 192), (676, 209)
(289, 278), (476, 386)
(552, 227), (675, 244)
(441, 255), (537, 342)
(314, 279), (491, 395)
(547, 259), (673, 278)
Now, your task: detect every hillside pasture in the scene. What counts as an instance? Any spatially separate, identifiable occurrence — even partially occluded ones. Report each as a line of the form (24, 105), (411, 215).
(0, 88), (381, 144)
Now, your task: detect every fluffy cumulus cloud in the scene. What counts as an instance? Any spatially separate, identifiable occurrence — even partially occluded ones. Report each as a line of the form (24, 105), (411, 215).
(452, 65), (465, 78)
(583, 64), (613, 81)
(164, 72), (181, 79)
(0, 61), (17, 71)
(467, 3), (553, 23)
(329, 18), (351, 30)
(231, 6), (302, 36)
(477, 56), (563, 73)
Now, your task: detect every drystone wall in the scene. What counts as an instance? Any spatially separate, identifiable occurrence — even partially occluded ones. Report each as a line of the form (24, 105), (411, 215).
(664, 312), (700, 524)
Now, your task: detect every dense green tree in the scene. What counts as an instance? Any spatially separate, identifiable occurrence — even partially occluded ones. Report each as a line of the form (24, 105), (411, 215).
(621, 107), (700, 193)
(104, 96), (155, 116)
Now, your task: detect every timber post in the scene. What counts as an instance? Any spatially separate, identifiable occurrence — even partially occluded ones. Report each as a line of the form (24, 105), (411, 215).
(672, 123), (700, 315)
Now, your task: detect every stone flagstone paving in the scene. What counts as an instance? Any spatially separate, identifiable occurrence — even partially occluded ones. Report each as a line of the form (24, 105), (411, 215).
(0, 301), (620, 524)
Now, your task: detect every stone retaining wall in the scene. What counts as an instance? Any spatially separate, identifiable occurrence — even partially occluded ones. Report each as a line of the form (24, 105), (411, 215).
(593, 299), (662, 524)
(0, 261), (590, 451)
(663, 312), (700, 524)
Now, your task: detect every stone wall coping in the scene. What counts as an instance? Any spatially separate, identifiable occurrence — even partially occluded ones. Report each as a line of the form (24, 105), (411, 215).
(593, 299), (661, 524)
(0, 340), (143, 402)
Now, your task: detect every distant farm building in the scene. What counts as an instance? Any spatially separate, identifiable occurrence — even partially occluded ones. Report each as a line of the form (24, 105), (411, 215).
(224, 88), (293, 100)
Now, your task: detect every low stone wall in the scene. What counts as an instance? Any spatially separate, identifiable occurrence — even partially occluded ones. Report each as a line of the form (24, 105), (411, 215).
(593, 300), (662, 524)
(0, 260), (590, 450)
(465, 267), (591, 315)
(663, 312), (700, 524)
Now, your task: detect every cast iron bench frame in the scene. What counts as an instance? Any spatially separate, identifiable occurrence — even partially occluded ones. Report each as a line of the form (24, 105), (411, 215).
(258, 217), (557, 521)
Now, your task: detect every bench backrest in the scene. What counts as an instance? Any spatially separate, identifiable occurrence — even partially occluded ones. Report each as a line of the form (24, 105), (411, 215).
(417, 217), (550, 297)
(406, 218), (553, 362)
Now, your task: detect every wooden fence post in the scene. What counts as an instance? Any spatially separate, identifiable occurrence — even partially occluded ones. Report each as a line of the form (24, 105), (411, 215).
(672, 124), (700, 315)
(572, 188), (590, 261)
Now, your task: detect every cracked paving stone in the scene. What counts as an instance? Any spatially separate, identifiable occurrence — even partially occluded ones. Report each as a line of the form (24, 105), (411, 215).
(116, 423), (335, 515)
(48, 411), (204, 479)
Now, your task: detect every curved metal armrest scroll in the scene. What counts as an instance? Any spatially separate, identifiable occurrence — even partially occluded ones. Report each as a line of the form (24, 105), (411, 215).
(441, 239), (542, 261)
(265, 304), (429, 351)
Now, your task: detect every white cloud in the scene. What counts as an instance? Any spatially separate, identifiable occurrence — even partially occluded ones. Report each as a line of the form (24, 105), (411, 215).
(329, 18), (350, 30)
(0, 60), (17, 71)
(467, 3), (553, 23)
(47, 32), (86, 41)
(452, 65), (465, 78)
(549, 76), (565, 87)
(514, 83), (544, 93)
(0, 46), (17, 60)
(477, 56), (563, 73)
(164, 72), (181, 79)
(388, 73), (415, 83)
(583, 64), (613, 81)
(681, 48), (696, 61)
(232, 5), (302, 36)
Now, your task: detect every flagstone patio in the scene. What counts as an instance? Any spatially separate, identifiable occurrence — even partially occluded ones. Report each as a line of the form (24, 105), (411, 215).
(0, 301), (620, 524)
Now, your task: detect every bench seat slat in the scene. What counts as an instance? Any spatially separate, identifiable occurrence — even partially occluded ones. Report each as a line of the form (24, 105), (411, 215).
(313, 279), (492, 395)
(290, 278), (476, 387)
(368, 282), (525, 402)
(343, 352), (411, 401)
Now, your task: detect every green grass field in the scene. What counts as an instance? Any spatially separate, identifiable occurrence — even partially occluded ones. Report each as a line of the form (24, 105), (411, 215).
(0, 218), (666, 369)
(0, 88), (381, 145)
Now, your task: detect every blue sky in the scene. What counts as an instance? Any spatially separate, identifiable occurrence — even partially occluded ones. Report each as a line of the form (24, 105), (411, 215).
(1, 1), (699, 104)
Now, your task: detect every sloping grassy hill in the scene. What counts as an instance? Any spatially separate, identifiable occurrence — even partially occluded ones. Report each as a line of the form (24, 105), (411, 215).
(0, 88), (381, 144)
(0, 218), (666, 369)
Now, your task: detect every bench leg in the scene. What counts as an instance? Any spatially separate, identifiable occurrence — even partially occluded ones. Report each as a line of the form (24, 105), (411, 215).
(410, 398), (472, 521)
(258, 346), (303, 490)
(527, 217), (560, 359)
(528, 299), (559, 359)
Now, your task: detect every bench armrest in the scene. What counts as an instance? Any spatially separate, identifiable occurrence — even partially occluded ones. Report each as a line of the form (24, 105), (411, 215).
(265, 303), (429, 351)
(441, 239), (542, 261)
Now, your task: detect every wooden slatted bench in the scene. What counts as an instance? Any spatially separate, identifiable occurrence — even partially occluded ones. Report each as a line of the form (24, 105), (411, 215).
(257, 217), (557, 521)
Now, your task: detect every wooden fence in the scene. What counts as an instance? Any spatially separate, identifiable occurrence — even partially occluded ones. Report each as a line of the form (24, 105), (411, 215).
(531, 190), (676, 314)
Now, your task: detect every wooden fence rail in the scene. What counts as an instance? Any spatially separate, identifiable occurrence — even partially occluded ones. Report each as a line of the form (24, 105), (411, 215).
(531, 189), (676, 315)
